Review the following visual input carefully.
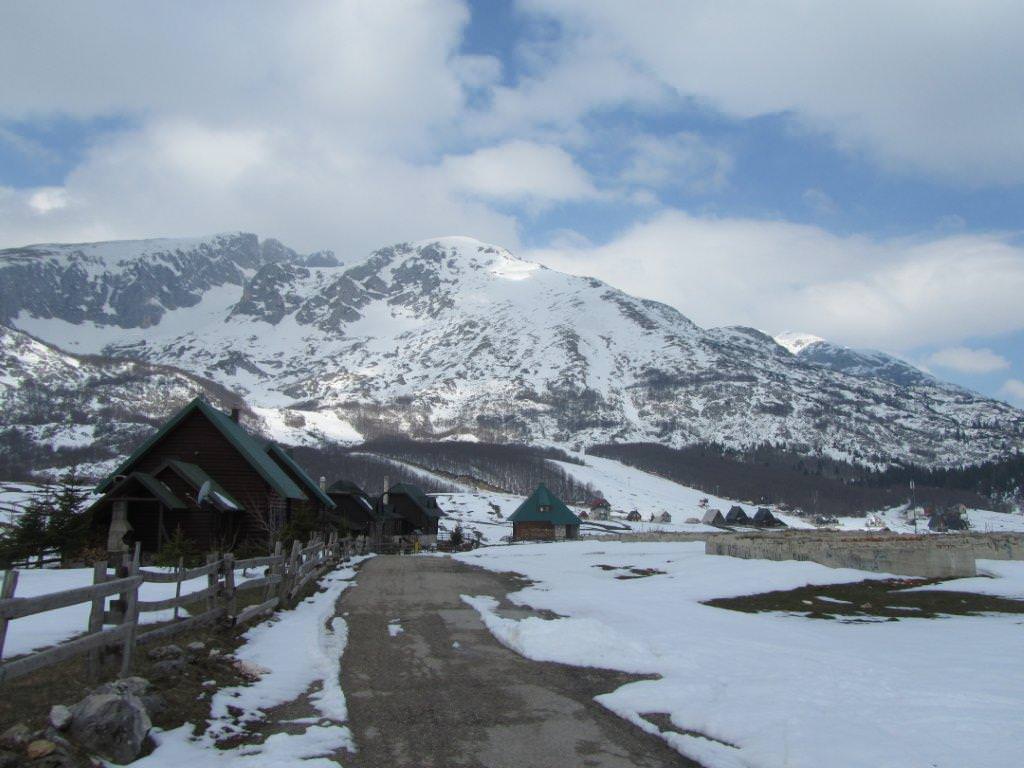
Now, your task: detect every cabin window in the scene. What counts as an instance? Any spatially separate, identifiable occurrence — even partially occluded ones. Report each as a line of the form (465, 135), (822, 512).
(539, 504), (551, 513)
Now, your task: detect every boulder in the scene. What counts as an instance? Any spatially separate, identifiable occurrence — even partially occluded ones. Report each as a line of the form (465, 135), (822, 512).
(150, 657), (187, 680)
(0, 725), (30, 751)
(186, 641), (206, 654)
(68, 693), (151, 764)
(49, 705), (72, 731)
(93, 676), (164, 719)
(26, 740), (56, 760)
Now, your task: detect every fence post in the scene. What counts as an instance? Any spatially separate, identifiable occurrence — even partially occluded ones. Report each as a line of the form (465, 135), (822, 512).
(86, 560), (107, 682)
(267, 541), (283, 603)
(172, 556), (184, 621)
(285, 540), (301, 605)
(0, 570), (20, 661)
(223, 553), (236, 621)
(119, 542), (141, 678)
(205, 553), (218, 615)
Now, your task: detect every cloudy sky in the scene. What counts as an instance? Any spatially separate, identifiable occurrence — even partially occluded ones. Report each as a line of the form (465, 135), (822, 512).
(2, 1), (1024, 403)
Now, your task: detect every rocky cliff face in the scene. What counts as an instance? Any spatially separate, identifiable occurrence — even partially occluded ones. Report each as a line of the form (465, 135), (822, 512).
(2, 233), (1021, 473)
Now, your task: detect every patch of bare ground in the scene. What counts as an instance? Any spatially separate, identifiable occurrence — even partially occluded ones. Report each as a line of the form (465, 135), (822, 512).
(703, 577), (1024, 621)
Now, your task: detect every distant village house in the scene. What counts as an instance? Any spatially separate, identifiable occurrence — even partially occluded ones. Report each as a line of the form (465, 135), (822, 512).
(509, 484), (581, 541)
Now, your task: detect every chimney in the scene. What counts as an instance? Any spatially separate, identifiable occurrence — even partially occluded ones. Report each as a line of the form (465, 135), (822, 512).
(319, 475), (327, 492)
(230, 407), (240, 423)
(383, 475), (390, 505)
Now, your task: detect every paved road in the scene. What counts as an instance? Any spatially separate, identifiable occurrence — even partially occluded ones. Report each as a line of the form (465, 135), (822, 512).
(340, 555), (693, 768)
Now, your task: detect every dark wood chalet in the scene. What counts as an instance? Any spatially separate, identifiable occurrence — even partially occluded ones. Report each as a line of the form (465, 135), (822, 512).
(326, 479), (377, 535)
(374, 482), (443, 536)
(88, 398), (335, 556)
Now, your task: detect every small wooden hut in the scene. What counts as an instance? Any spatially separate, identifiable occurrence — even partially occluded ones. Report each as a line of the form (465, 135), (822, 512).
(725, 505), (750, 525)
(509, 484), (581, 541)
(701, 509), (726, 526)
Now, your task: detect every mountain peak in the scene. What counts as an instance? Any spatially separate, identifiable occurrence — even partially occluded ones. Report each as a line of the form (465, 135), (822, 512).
(774, 331), (826, 355)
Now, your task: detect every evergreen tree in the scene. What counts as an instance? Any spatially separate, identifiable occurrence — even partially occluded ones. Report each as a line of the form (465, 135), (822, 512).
(0, 485), (55, 567)
(45, 468), (92, 562)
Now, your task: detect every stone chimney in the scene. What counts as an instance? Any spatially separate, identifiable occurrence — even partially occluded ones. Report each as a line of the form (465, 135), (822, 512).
(319, 475), (327, 491)
(383, 475), (390, 505)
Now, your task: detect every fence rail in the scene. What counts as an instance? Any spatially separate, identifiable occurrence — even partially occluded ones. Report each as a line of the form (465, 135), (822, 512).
(0, 531), (359, 685)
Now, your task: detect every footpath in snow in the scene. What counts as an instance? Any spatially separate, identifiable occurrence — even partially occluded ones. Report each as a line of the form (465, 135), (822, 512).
(133, 556), (371, 768)
(456, 541), (1024, 768)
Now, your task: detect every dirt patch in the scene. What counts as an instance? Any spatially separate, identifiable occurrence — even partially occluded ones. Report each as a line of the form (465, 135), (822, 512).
(703, 578), (1024, 621)
(594, 564), (667, 579)
(0, 569), (338, 736)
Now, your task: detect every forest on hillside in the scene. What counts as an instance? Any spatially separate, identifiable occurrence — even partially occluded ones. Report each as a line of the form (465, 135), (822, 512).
(291, 439), (598, 501)
(590, 442), (1004, 516)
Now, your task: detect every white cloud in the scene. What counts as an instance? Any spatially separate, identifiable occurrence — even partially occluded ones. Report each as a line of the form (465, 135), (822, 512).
(928, 347), (1010, 374)
(27, 188), (68, 214)
(0, 1), (522, 255)
(1000, 379), (1024, 405)
(622, 133), (733, 193)
(525, 210), (1024, 351)
(442, 141), (598, 205)
(519, 0), (1024, 185)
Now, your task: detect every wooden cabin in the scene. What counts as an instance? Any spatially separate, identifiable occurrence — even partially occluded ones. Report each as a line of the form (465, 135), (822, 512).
(326, 479), (377, 535)
(88, 398), (335, 556)
(509, 484), (581, 541)
(626, 510), (642, 522)
(375, 482), (443, 536)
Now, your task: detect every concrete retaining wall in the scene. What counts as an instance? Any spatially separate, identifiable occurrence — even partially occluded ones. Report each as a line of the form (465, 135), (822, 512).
(705, 533), (978, 578)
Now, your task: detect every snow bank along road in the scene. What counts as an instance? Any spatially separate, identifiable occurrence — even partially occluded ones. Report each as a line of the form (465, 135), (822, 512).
(340, 554), (691, 768)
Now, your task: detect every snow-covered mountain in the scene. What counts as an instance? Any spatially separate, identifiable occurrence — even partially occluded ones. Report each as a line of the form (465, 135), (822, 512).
(2, 232), (1022, 474)
(774, 332), (941, 389)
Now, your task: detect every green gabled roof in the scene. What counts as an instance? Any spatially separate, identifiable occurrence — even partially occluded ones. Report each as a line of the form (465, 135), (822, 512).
(265, 443), (335, 509)
(508, 484), (581, 525)
(160, 460), (242, 511)
(388, 482), (442, 518)
(97, 397), (306, 501)
(127, 472), (189, 510)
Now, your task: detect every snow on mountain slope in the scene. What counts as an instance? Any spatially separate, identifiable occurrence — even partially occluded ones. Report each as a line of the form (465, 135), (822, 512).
(774, 331), (825, 355)
(774, 331), (940, 388)
(2, 233), (1023, 471)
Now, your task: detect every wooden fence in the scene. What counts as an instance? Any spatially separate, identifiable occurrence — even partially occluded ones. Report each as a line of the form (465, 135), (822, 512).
(0, 531), (360, 685)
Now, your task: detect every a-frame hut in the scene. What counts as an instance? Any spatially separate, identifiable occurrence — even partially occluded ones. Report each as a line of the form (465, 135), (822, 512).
(509, 484), (581, 541)
(725, 505), (750, 525)
(701, 509), (726, 526)
(752, 507), (784, 527)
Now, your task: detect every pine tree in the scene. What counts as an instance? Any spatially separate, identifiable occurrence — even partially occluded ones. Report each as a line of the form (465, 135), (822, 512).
(46, 468), (92, 563)
(0, 485), (55, 567)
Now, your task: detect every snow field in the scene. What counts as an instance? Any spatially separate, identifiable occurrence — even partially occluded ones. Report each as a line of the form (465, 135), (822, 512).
(456, 541), (1024, 768)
